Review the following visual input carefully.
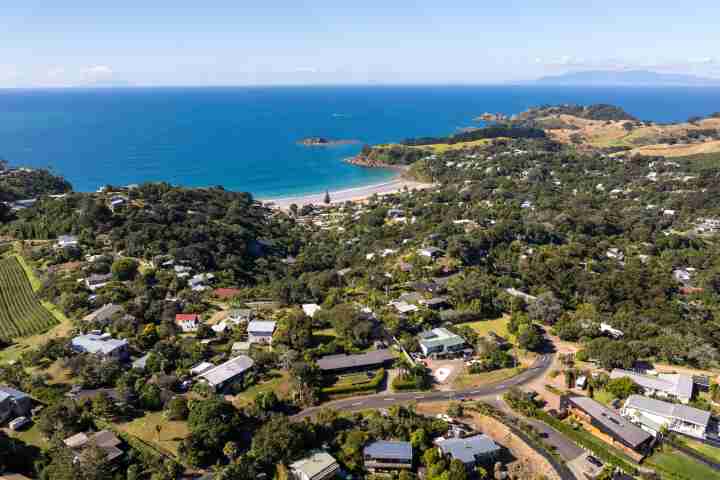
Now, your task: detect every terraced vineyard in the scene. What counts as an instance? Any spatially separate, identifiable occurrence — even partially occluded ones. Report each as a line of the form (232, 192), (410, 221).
(0, 256), (58, 338)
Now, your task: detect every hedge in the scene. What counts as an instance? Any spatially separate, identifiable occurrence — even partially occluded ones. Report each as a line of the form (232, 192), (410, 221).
(392, 376), (421, 391)
(322, 369), (385, 396)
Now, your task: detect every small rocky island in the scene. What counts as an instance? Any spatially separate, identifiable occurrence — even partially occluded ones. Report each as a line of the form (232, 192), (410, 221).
(298, 137), (361, 146)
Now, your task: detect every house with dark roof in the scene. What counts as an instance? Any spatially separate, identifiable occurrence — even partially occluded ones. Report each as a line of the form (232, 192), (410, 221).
(621, 395), (711, 439)
(0, 386), (32, 424)
(63, 430), (124, 464)
(437, 434), (501, 469)
(364, 440), (413, 472)
(562, 395), (654, 458)
(317, 350), (396, 374)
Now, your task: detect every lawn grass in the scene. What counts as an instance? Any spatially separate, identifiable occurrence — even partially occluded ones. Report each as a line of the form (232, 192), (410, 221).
(6, 423), (50, 450)
(648, 448), (720, 480)
(0, 314), (73, 365)
(232, 370), (291, 408)
(592, 389), (616, 407)
(678, 437), (720, 464)
(452, 367), (524, 390)
(457, 315), (511, 340)
(116, 411), (190, 457)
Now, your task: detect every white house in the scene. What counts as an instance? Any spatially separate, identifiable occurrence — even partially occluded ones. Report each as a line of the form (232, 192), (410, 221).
(302, 303), (322, 318)
(175, 314), (200, 333)
(610, 369), (694, 404)
(600, 322), (624, 338)
(622, 394), (711, 439)
(56, 235), (79, 249)
(289, 451), (340, 480)
(247, 321), (277, 344)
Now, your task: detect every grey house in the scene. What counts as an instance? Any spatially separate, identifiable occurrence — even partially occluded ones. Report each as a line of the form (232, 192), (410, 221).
(0, 386), (32, 424)
(438, 434), (501, 468)
(364, 440), (413, 472)
(71, 333), (129, 360)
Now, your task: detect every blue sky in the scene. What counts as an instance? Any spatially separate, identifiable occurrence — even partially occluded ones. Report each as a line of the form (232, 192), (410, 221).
(2, 1), (719, 87)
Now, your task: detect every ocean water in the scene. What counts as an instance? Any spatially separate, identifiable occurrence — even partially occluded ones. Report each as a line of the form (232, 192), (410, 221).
(0, 85), (719, 198)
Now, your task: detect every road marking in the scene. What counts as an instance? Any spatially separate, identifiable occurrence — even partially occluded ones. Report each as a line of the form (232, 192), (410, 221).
(351, 402), (363, 406)
(415, 396), (425, 399)
(384, 398), (395, 401)
(498, 384), (507, 388)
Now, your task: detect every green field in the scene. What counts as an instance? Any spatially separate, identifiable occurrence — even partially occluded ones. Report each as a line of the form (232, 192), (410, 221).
(648, 449), (720, 480)
(0, 256), (58, 338)
(458, 315), (511, 339)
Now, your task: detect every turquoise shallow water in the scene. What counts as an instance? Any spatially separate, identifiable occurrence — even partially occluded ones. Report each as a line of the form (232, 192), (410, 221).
(0, 85), (719, 198)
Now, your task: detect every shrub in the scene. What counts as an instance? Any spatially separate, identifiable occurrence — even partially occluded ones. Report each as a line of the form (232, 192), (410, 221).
(322, 369), (385, 396)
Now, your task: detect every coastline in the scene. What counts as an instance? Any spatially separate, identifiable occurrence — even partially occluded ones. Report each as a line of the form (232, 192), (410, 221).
(262, 177), (434, 210)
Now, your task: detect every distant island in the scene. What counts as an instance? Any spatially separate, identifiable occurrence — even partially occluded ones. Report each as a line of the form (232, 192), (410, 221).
(297, 137), (361, 146)
(535, 70), (720, 87)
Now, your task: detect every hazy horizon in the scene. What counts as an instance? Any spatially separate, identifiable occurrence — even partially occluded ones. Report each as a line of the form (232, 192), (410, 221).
(3, 1), (720, 88)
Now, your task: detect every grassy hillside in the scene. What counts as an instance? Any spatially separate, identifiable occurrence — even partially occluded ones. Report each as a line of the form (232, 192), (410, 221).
(0, 256), (59, 339)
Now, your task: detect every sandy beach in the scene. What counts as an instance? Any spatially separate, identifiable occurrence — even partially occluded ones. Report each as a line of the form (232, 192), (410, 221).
(263, 178), (434, 210)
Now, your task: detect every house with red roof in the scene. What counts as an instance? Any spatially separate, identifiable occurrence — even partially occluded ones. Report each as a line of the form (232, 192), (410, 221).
(175, 314), (200, 333)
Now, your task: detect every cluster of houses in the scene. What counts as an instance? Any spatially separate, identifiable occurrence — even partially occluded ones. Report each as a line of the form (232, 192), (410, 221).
(289, 430), (502, 480)
(563, 366), (717, 461)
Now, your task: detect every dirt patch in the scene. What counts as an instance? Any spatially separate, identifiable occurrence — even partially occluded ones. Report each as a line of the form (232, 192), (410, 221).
(426, 359), (463, 390)
(415, 404), (561, 479)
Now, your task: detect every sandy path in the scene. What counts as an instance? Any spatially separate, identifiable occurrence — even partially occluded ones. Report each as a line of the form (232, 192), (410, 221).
(262, 178), (434, 210)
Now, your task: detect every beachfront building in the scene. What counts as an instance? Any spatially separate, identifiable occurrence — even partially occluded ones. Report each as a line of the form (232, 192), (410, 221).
(418, 328), (467, 358)
(71, 333), (129, 360)
(363, 440), (413, 473)
(610, 369), (694, 404)
(196, 355), (254, 393)
(621, 395), (711, 439)
(437, 435), (501, 469)
(247, 320), (277, 345)
(289, 451), (340, 480)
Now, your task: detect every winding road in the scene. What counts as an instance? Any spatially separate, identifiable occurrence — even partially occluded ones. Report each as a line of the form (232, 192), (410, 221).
(293, 353), (554, 420)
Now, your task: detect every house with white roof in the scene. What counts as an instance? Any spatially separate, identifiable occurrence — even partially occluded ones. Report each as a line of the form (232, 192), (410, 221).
(247, 321), (277, 344)
(418, 328), (467, 357)
(621, 394), (711, 439)
(600, 322), (624, 338)
(302, 303), (322, 318)
(56, 235), (79, 249)
(610, 369), (694, 404)
(71, 333), (129, 360)
(289, 451), (340, 480)
(196, 355), (254, 393)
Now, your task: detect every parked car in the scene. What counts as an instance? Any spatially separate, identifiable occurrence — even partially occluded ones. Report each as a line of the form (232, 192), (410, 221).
(9, 416), (31, 431)
(586, 455), (603, 468)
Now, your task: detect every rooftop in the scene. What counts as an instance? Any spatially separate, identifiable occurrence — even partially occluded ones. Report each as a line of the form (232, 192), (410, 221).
(247, 320), (277, 334)
(364, 440), (413, 461)
(418, 328), (466, 349)
(197, 355), (254, 387)
(568, 395), (653, 448)
(438, 434), (501, 464)
(624, 394), (711, 427)
(71, 334), (128, 355)
(317, 349), (395, 372)
(290, 451), (339, 479)
(610, 369), (694, 400)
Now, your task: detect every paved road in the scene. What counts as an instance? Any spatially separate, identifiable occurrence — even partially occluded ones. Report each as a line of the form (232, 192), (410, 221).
(293, 353), (554, 420)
